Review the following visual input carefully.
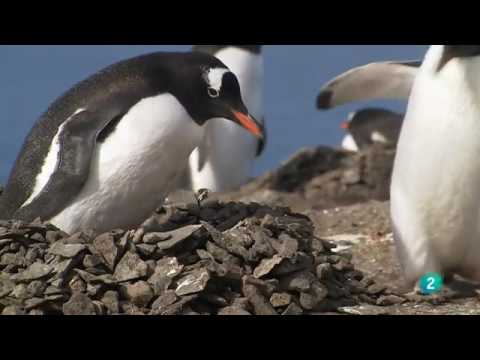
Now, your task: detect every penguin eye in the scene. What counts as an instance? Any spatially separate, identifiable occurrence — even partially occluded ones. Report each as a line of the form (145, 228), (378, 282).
(207, 87), (220, 98)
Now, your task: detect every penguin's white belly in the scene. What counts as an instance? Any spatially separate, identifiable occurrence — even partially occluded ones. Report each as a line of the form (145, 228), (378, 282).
(391, 57), (480, 282)
(50, 94), (202, 234)
(189, 48), (263, 192)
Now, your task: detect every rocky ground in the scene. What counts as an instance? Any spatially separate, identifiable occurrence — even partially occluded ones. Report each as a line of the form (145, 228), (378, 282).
(1, 144), (480, 315)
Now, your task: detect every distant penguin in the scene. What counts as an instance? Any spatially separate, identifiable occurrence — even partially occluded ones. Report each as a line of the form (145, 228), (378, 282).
(316, 60), (421, 110)
(340, 108), (403, 152)
(186, 45), (265, 192)
(0, 51), (263, 234)
(390, 45), (480, 288)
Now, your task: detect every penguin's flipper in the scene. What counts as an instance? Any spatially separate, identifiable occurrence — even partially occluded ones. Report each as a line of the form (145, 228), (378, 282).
(316, 60), (422, 110)
(12, 110), (114, 223)
(256, 116), (267, 157)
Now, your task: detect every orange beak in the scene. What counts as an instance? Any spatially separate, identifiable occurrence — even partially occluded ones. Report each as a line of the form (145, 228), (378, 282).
(341, 121), (349, 130)
(232, 110), (263, 138)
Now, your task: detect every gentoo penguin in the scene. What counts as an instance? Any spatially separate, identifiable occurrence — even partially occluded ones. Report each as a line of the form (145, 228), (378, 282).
(185, 45), (265, 192)
(340, 108), (403, 152)
(316, 60), (421, 110)
(390, 45), (480, 288)
(0, 51), (263, 235)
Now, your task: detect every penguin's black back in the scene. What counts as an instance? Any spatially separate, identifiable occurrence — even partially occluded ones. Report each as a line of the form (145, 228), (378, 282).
(0, 51), (226, 218)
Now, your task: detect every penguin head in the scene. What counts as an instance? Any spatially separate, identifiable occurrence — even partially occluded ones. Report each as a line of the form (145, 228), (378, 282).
(176, 56), (264, 139)
(341, 108), (402, 148)
(437, 45), (480, 72)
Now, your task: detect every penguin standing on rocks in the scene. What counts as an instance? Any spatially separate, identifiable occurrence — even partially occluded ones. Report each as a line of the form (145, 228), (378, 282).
(391, 45), (480, 288)
(0, 51), (263, 235)
(340, 108), (404, 152)
(186, 45), (265, 192)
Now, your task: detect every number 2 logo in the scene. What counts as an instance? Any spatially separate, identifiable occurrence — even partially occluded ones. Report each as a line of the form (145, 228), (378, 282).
(419, 273), (443, 295)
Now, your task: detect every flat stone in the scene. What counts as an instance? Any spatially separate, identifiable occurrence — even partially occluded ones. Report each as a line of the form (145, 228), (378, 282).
(270, 293), (292, 308)
(148, 257), (183, 295)
(120, 281), (154, 308)
(218, 306), (251, 315)
(136, 244), (157, 257)
(151, 290), (178, 311)
(63, 292), (96, 315)
(114, 252), (148, 283)
(175, 268), (210, 296)
(276, 233), (299, 258)
(376, 295), (406, 306)
(253, 255), (284, 278)
(82, 254), (103, 268)
(12, 262), (53, 282)
(281, 302), (304, 315)
(93, 233), (119, 271)
(155, 225), (203, 251)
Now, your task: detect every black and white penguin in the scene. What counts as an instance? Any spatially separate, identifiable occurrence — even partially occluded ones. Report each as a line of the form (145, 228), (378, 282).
(186, 45), (265, 192)
(316, 60), (421, 110)
(391, 45), (480, 288)
(0, 51), (263, 234)
(340, 108), (403, 152)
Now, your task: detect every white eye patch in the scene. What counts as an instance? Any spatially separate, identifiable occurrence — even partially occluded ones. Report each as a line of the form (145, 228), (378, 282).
(203, 67), (230, 92)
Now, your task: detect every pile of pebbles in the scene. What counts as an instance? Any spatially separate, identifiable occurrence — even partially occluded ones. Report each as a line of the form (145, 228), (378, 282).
(0, 201), (395, 315)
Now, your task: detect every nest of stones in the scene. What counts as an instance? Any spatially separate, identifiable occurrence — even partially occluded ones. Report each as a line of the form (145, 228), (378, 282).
(0, 201), (391, 315)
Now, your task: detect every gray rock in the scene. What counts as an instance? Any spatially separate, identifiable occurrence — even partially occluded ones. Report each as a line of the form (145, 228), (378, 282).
(175, 268), (210, 296)
(279, 271), (315, 292)
(0, 276), (14, 298)
(120, 281), (154, 308)
(101, 291), (120, 314)
(82, 254), (102, 268)
(25, 297), (49, 310)
(114, 252), (148, 283)
(63, 293), (96, 315)
(2, 305), (26, 315)
(12, 262), (53, 282)
(243, 283), (278, 315)
(281, 302), (304, 315)
(270, 293), (292, 308)
(27, 281), (46, 297)
(218, 306), (251, 315)
(272, 252), (313, 276)
(45, 231), (64, 244)
(93, 233), (119, 270)
(11, 284), (29, 299)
